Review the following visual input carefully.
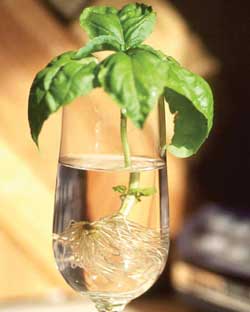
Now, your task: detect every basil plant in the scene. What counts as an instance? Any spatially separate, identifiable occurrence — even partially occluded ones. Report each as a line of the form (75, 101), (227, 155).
(28, 3), (213, 158)
(28, 5), (214, 305)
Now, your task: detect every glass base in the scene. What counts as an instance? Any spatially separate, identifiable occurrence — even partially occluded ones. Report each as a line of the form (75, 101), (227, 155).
(91, 296), (127, 312)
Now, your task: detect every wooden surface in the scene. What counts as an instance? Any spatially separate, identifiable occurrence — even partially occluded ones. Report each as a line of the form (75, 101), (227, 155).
(0, 0), (77, 300)
(1, 297), (198, 312)
(0, 0), (214, 301)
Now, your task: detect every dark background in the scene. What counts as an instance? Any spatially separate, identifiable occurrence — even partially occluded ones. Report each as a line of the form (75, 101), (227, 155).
(171, 0), (250, 208)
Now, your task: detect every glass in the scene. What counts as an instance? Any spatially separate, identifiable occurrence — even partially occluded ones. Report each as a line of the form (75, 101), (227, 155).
(53, 89), (169, 312)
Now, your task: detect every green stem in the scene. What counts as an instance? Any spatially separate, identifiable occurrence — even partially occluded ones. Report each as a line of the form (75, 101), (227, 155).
(120, 109), (131, 167)
(119, 109), (140, 216)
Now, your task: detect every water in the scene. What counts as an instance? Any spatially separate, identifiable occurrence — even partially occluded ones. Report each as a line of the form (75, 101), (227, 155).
(53, 155), (169, 304)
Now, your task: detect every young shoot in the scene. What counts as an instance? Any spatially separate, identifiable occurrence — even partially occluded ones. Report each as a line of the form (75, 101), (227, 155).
(28, 3), (214, 217)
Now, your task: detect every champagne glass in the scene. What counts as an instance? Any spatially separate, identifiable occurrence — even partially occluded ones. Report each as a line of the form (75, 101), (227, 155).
(53, 89), (169, 312)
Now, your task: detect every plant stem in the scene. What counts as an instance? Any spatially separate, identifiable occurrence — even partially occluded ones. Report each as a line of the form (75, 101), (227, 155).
(119, 109), (140, 216)
(120, 109), (131, 167)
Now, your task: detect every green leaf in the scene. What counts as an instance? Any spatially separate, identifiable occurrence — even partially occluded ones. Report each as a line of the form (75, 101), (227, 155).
(28, 51), (98, 145)
(129, 187), (157, 196)
(140, 187), (157, 196)
(78, 4), (156, 53)
(118, 3), (156, 49)
(137, 44), (167, 61)
(113, 184), (156, 202)
(80, 6), (124, 48)
(74, 35), (122, 59)
(113, 185), (127, 194)
(97, 48), (168, 128)
(129, 187), (157, 201)
(165, 57), (214, 157)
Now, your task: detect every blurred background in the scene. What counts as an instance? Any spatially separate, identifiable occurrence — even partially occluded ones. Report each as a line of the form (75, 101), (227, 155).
(0, 0), (249, 311)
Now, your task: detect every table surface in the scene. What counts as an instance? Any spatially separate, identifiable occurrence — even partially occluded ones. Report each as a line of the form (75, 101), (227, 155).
(0, 296), (199, 312)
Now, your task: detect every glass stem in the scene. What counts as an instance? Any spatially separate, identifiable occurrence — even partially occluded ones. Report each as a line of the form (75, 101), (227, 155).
(95, 302), (126, 312)
(119, 109), (140, 216)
